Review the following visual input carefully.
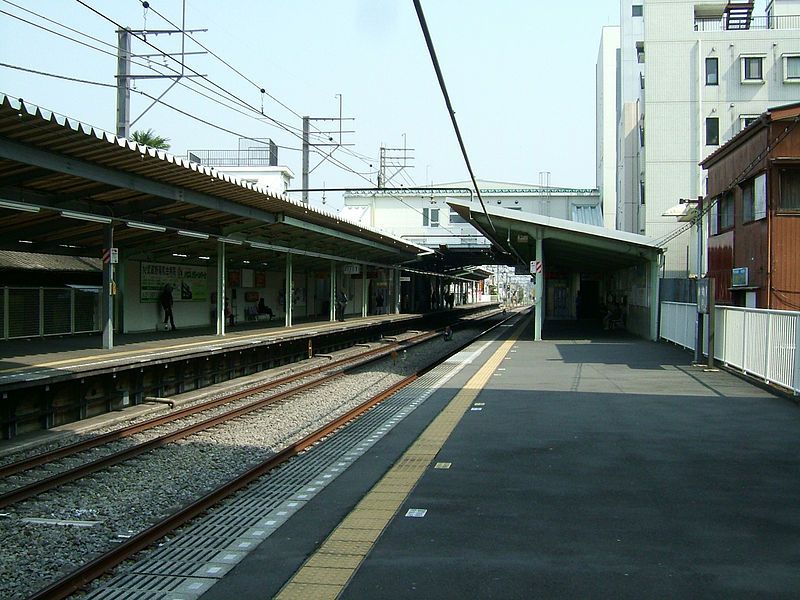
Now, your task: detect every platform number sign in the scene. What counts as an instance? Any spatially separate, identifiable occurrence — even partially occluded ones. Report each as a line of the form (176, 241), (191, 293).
(529, 260), (542, 275)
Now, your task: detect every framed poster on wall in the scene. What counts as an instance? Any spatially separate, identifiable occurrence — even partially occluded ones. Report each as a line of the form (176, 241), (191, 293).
(140, 262), (208, 302)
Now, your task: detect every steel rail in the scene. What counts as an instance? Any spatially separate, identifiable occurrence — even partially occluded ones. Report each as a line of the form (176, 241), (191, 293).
(1, 308), (499, 479)
(0, 332), (424, 479)
(26, 307), (528, 600)
(0, 333), (435, 508)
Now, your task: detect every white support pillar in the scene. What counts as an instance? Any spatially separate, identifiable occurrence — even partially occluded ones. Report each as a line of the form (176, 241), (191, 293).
(395, 268), (401, 313)
(649, 256), (660, 341)
(285, 253), (293, 327)
(216, 240), (226, 336)
(102, 223), (114, 349)
(329, 260), (336, 322)
(361, 264), (368, 318)
(534, 237), (544, 341)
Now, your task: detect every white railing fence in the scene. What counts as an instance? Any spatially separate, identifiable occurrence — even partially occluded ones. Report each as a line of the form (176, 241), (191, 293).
(660, 301), (800, 395)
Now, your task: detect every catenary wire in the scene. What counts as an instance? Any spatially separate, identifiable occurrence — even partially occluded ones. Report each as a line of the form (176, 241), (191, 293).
(412, 0), (496, 237)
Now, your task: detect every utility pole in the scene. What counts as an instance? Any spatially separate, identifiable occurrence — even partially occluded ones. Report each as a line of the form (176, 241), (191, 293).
(115, 0), (207, 139)
(299, 98), (354, 203)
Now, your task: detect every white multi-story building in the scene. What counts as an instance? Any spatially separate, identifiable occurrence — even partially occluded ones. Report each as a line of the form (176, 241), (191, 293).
(596, 26), (621, 230)
(598, 0), (800, 277)
(341, 180), (601, 251)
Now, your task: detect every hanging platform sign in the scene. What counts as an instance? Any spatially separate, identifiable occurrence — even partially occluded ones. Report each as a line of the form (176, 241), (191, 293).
(343, 264), (361, 275)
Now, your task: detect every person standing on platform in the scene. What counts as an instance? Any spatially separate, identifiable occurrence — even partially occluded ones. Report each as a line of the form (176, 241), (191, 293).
(336, 289), (348, 322)
(159, 284), (176, 331)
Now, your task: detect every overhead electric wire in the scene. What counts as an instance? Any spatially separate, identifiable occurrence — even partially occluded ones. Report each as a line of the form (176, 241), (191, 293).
(61, 0), (378, 180)
(654, 115), (800, 249)
(412, 0), (496, 237)
(1, 1), (381, 186)
(136, 0), (378, 170)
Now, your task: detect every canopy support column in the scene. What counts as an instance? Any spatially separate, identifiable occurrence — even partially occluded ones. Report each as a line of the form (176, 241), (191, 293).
(285, 253), (293, 328)
(534, 237), (544, 341)
(101, 223), (114, 349)
(216, 241), (226, 335)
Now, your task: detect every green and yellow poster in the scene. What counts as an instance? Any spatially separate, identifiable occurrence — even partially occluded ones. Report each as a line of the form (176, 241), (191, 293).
(141, 262), (208, 302)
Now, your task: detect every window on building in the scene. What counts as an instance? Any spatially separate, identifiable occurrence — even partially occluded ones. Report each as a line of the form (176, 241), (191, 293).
(449, 208), (468, 224)
(632, 4), (643, 17)
(422, 207), (439, 227)
(780, 168), (800, 211)
(718, 191), (735, 230)
(636, 41), (645, 64)
(741, 174), (767, 222)
(710, 197), (719, 235)
(705, 57), (718, 85)
(640, 181), (646, 205)
(739, 115), (759, 131)
(741, 55), (764, 82)
(784, 54), (800, 82)
(705, 117), (720, 146)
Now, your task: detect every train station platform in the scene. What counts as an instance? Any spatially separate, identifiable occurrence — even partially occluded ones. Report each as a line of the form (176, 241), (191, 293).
(197, 314), (800, 600)
(0, 303), (498, 439)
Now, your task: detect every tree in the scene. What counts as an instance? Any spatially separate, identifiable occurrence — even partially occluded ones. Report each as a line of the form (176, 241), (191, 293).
(131, 128), (171, 150)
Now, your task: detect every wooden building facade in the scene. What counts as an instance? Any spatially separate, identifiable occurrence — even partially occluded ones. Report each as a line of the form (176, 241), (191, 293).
(701, 102), (800, 310)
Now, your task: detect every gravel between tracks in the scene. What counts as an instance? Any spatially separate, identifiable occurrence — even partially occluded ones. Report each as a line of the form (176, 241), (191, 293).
(0, 324), (488, 600)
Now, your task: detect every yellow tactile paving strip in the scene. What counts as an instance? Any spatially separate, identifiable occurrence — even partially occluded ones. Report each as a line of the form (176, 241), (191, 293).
(274, 321), (524, 600)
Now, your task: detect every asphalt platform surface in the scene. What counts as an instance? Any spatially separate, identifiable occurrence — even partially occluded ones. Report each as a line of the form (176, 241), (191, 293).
(206, 321), (800, 599)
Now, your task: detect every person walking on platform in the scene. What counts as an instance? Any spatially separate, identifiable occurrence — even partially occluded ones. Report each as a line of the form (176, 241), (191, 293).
(159, 284), (176, 331)
(336, 289), (348, 322)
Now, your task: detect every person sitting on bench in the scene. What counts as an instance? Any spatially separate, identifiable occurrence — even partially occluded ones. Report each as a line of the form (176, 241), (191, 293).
(257, 297), (274, 320)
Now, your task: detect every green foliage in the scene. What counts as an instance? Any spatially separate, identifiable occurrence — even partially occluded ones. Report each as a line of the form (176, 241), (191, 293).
(131, 128), (171, 150)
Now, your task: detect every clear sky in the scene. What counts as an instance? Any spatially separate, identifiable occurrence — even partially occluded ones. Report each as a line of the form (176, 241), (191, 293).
(0, 0), (622, 209)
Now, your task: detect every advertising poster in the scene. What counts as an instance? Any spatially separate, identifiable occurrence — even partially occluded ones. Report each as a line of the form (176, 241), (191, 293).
(141, 262), (208, 302)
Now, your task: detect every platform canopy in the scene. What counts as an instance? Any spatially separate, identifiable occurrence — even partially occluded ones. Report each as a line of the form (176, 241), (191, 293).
(0, 95), (430, 272)
(447, 199), (663, 272)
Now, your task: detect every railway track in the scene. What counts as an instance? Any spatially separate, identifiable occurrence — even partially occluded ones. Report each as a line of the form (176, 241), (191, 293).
(0, 309), (502, 508)
(10, 307), (524, 600)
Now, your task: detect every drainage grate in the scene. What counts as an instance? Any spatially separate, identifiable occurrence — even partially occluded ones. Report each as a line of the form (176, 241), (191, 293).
(84, 339), (493, 599)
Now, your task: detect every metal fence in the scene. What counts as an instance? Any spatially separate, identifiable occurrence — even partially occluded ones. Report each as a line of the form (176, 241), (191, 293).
(694, 14), (800, 31)
(660, 301), (800, 395)
(1, 287), (101, 339)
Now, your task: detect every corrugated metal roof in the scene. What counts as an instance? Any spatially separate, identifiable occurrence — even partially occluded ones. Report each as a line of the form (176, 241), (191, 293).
(0, 250), (100, 271)
(0, 95), (428, 269)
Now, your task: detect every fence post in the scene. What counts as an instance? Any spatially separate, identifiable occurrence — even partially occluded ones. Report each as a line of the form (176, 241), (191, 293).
(39, 287), (44, 337)
(765, 311), (773, 382)
(793, 317), (800, 397)
(2, 287), (8, 340)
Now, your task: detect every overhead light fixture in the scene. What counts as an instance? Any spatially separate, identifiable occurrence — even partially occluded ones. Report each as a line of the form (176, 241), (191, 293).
(198, 256), (211, 260)
(61, 210), (112, 224)
(127, 221), (166, 232)
(219, 237), (243, 245)
(0, 199), (40, 213)
(172, 253), (188, 258)
(177, 230), (209, 239)
(249, 241), (272, 250)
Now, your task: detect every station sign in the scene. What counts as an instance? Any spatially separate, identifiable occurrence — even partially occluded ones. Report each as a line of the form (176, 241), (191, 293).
(343, 264), (361, 275)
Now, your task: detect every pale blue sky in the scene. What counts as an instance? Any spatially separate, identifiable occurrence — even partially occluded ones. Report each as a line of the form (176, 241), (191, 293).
(0, 1), (621, 208)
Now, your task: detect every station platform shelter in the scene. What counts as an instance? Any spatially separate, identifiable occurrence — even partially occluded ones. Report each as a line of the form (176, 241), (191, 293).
(0, 94), (482, 351)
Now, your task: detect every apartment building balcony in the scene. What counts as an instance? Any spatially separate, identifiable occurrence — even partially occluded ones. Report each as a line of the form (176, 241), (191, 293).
(694, 14), (800, 32)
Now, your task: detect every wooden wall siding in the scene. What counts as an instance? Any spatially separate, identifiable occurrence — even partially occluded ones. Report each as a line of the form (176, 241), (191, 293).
(770, 215), (800, 311)
(770, 121), (800, 159)
(705, 129), (769, 198)
(708, 231), (734, 305)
